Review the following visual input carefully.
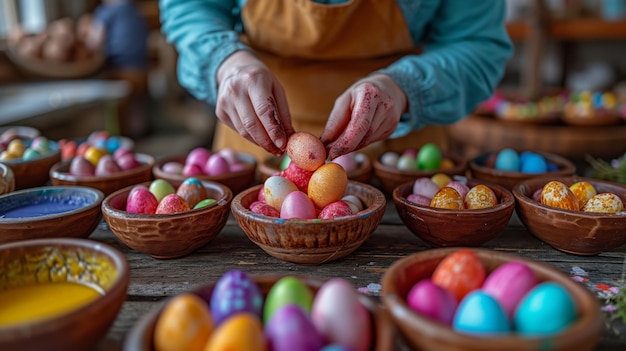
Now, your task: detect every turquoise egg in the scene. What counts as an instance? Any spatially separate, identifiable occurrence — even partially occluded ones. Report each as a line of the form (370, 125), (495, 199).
(514, 282), (577, 336)
(494, 148), (520, 172)
(453, 290), (511, 335)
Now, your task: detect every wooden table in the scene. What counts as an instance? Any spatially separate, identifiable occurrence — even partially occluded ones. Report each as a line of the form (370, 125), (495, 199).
(92, 202), (626, 351)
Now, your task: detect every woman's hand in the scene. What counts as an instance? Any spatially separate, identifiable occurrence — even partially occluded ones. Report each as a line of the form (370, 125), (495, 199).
(320, 74), (407, 159)
(216, 51), (294, 156)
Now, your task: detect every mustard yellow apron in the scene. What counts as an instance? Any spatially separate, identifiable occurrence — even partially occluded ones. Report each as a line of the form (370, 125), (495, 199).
(213, 0), (450, 161)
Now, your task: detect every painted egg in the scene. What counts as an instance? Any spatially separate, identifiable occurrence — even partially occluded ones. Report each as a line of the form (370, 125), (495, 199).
(431, 173), (452, 188)
(308, 163), (348, 209)
(280, 190), (317, 219)
(432, 249), (486, 302)
(416, 143), (442, 170)
(453, 291), (511, 335)
(156, 194), (190, 214)
(263, 176), (299, 211)
(204, 153), (230, 176)
(332, 153), (358, 172)
(464, 185), (498, 209)
(281, 161), (314, 193)
(412, 177), (440, 199)
(126, 188), (158, 214)
(149, 179), (176, 203)
(582, 193), (624, 213)
(481, 261), (538, 319)
(286, 132), (326, 171)
(210, 270), (263, 326)
(341, 195), (363, 212)
(153, 293), (213, 351)
(430, 187), (463, 209)
(520, 152), (548, 174)
(318, 201), (353, 219)
(380, 151), (399, 167)
(263, 277), (314, 323)
(494, 148), (520, 172)
(194, 198), (216, 209)
(396, 154), (416, 170)
(570, 182), (597, 209)
(176, 177), (207, 208)
(205, 313), (266, 351)
(514, 282), (577, 336)
(406, 278), (458, 325)
(265, 304), (324, 351)
(540, 181), (579, 210)
(407, 193), (431, 206)
(446, 180), (470, 200)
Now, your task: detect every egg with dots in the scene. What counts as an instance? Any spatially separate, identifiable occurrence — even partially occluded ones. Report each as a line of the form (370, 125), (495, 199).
(286, 132), (327, 171)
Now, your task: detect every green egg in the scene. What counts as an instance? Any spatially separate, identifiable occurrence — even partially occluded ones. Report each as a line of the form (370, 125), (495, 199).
(416, 143), (442, 171)
(193, 198), (216, 209)
(263, 276), (314, 324)
(22, 148), (41, 160)
(149, 179), (176, 203)
(279, 155), (291, 170)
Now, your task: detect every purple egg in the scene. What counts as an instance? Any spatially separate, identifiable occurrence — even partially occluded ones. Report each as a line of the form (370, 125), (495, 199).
(210, 270), (263, 326)
(265, 304), (325, 351)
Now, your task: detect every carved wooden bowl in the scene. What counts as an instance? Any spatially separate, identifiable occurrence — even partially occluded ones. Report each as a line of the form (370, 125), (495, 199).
(231, 181), (386, 265)
(258, 152), (373, 183)
(381, 247), (603, 351)
(0, 238), (129, 351)
(101, 180), (233, 259)
(0, 163), (15, 195)
(0, 186), (104, 245)
(49, 153), (155, 196)
(513, 176), (626, 255)
(3, 142), (61, 190)
(392, 179), (515, 247)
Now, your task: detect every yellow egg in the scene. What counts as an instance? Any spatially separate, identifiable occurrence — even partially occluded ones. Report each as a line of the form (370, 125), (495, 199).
(7, 139), (27, 157)
(582, 193), (624, 213)
(430, 173), (452, 189)
(153, 293), (213, 351)
(308, 163), (347, 209)
(430, 187), (463, 209)
(569, 182), (597, 209)
(464, 184), (498, 209)
(83, 146), (108, 166)
(540, 181), (579, 211)
(204, 313), (266, 351)
(0, 151), (20, 161)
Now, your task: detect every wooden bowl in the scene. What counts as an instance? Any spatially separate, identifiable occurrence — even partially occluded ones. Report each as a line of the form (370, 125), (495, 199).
(0, 163), (15, 195)
(124, 275), (389, 351)
(101, 180), (233, 259)
(512, 176), (626, 255)
(2, 142), (61, 190)
(0, 186), (104, 245)
(381, 247), (604, 351)
(469, 151), (576, 190)
(152, 153), (256, 194)
(49, 153), (155, 196)
(6, 45), (105, 79)
(258, 153), (373, 183)
(373, 153), (467, 195)
(0, 237), (129, 351)
(393, 180), (515, 247)
(231, 181), (386, 264)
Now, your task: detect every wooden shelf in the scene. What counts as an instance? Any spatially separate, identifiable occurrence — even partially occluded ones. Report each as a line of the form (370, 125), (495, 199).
(507, 18), (626, 41)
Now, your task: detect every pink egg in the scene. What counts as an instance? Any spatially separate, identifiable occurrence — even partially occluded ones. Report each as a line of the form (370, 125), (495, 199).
(332, 153), (358, 173)
(126, 188), (158, 214)
(161, 161), (184, 175)
(406, 278), (457, 325)
(217, 147), (239, 165)
(182, 163), (204, 177)
(412, 177), (440, 199)
(204, 154), (230, 176)
(445, 180), (470, 200)
(482, 261), (538, 319)
(185, 147), (211, 167)
(407, 193), (431, 206)
(280, 191), (317, 219)
(318, 201), (353, 219)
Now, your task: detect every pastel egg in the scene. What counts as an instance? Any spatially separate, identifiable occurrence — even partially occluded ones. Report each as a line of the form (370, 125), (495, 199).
(431, 173), (452, 189)
(286, 132), (326, 171)
(263, 276), (314, 323)
(265, 304), (325, 351)
(540, 181), (579, 210)
(569, 182), (597, 209)
(176, 177), (207, 208)
(464, 184), (498, 209)
(280, 191), (317, 219)
(412, 177), (440, 199)
(209, 270), (263, 326)
(514, 282), (577, 336)
(453, 291), (511, 335)
(582, 193), (624, 213)
(481, 261), (538, 319)
(263, 176), (299, 211)
(430, 187), (463, 209)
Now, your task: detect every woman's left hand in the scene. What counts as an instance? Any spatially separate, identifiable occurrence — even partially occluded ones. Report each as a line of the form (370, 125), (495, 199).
(320, 74), (407, 160)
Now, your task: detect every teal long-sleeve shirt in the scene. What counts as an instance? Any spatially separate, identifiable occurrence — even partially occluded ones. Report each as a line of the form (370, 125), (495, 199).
(159, 0), (513, 138)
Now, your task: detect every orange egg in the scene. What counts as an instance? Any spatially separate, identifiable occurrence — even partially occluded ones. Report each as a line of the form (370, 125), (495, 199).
(440, 158), (455, 170)
(540, 181), (579, 211)
(569, 181), (597, 209)
(204, 313), (266, 351)
(430, 187), (463, 209)
(431, 173), (452, 189)
(464, 184), (498, 209)
(153, 293), (213, 351)
(582, 193), (624, 213)
(286, 132), (326, 171)
(308, 163), (348, 209)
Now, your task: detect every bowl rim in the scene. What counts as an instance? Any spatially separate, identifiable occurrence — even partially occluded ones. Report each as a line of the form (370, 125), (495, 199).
(0, 163), (14, 179)
(469, 150), (576, 179)
(381, 247), (604, 348)
(0, 185), (105, 224)
(512, 175), (626, 218)
(373, 152), (468, 176)
(152, 152), (257, 182)
(49, 153), (155, 182)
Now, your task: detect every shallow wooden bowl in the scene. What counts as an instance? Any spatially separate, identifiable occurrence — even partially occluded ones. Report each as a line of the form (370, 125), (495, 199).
(49, 153), (155, 196)
(3, 142), (61, 190)
(381, 247), (604, 351)
(373, 153), (467, 195)
(152, 153), (256, 194)
(101, 180), (233, 259)
(469, 150), (576, 190)
(512, 176), (626, 255)
(0, 186), (104, 245)
(0, 163), (15, 195)
(392, 179), (515, 247)
(231, 181), (386, 264)
(258, 153), (373, 183)
(6, 45), (105, 79)
(124, 275), (390, 351)
(0, 237), (129, 351)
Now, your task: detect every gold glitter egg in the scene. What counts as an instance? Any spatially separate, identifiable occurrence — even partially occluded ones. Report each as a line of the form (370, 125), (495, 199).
(430, 187), (463, 209)
(582, 193), (624, 213)
(569, 181), (597, 209)
(540, 181), (579, 211)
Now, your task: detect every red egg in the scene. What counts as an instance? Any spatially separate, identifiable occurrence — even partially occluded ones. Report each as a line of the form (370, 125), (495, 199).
(156, 194), (190, 214)
(318, 201), (353, 219)
(126, 188), (158, 214)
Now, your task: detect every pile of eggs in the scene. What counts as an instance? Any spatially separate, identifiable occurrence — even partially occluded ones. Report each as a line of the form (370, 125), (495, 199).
(250, 132), (363, 220)
(159, 147), (249, 177)
(406, 249), (578, 336)
(153, 270), (372, 351)
(276, 151), (363, 174)
(125, 178), (216, 215)
(0, 135), (55, 162)
(533, 180), (624, 213)
(486, 149), (557, 174)
(379, 143), (454, 171)
(408, 174), (498, 210)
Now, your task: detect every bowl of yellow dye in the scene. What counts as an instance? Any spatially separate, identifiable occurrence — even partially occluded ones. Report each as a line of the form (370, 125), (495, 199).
(0, 238), (129, 351)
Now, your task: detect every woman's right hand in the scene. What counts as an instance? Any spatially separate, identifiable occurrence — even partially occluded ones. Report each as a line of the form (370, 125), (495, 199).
(216, 51), (294, 156)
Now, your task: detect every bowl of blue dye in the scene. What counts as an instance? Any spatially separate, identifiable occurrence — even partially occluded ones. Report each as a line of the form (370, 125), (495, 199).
(0, 186), (104, 244)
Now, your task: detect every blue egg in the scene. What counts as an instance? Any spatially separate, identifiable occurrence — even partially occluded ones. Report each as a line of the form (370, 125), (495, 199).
(520, 153), (548, 174)
(106, 136), (121, 153)
(547, 162), (559, 171)
(321, 345), (351, 351)
(494, 148), (520, 172)
(514, 282), (577, 336)
(453, 291), (511, 335)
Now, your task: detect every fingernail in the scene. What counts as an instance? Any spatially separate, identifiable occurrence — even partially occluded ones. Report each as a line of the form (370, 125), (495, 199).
(275, 138), (284, 149)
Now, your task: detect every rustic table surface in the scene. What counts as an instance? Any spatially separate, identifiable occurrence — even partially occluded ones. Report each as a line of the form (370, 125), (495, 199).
(91, 201), (626, 351)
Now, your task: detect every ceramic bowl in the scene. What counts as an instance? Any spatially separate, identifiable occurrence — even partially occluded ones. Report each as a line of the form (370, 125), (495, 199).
(258, 153), (373, 183)
(49, 153), (155, 196)
(392, 179), (515, 247)
(0, 237), (129, 351)
(373, 153), (468, 195)
(2, 141), (61, 190)
(123, 275), (389, 351)
(101, 180), (233, 259)
(152, 153), (257, 194)
(231, 181), (386, 265)
(0, 186), (104, 245)
(0, 163), (15, 195)
(381, 247), (604, 351)
(512, 176), (626, 255)
(469, 150), (576, 190)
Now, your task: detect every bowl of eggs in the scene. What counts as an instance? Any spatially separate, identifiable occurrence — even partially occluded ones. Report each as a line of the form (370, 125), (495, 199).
(125, 269), (386, 351)
(231, 132), (386, 265)
(469, 149), (576, 190)
(381, 247), (604, 351)
(152, 147), (257, 194)
(0, 163), (15, 195)
(512, 176), (626, 255)
(101, 178), (233, 259)
(373, 143), (468, 195)
(0, 132), (62, 190)
(0, 237), (129, 351)
(392, 177), (515, 247)
(0, 186), (104, 245)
